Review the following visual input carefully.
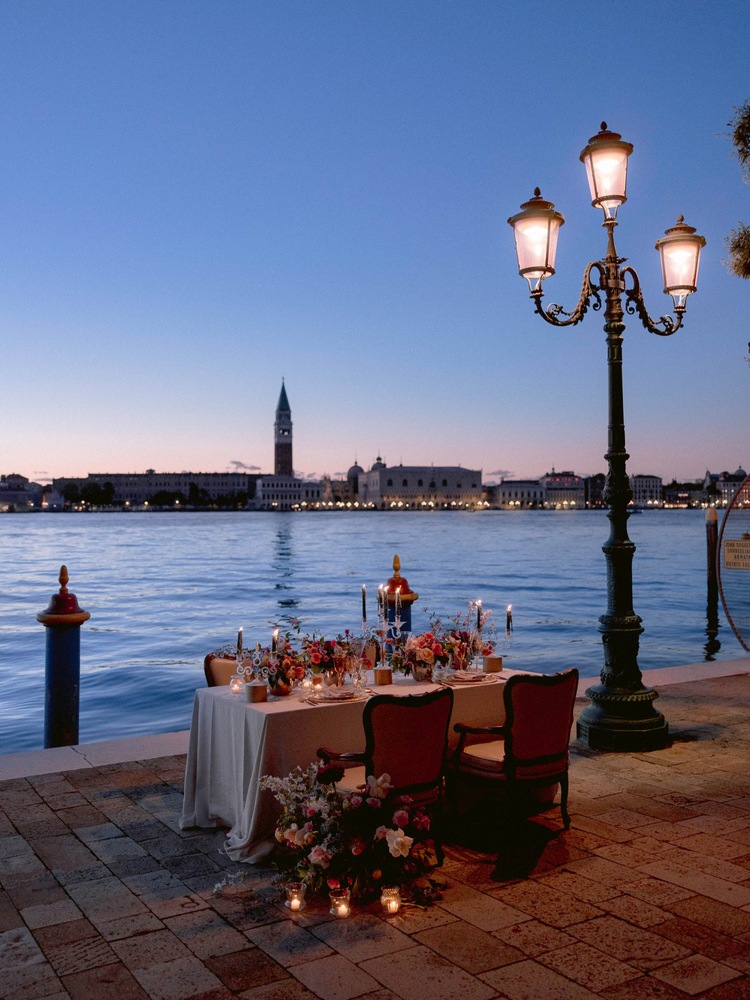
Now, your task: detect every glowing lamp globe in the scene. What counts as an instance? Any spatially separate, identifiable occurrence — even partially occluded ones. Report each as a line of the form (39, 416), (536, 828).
(580, 123), (633, 220)
(508, 189), (565, 291)
(655, 215), (707, 309)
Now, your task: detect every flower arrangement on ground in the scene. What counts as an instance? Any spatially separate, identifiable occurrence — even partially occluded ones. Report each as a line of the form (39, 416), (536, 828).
(259, 762), (444, 905)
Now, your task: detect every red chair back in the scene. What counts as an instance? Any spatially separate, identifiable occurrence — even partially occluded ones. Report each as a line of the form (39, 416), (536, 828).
(503, 669), (579, 780)
(362, 688), (454, 795)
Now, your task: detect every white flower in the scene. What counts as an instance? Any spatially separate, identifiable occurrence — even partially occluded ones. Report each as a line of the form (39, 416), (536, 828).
(366, 773), (392, 799)
(386, 827), (413, 858)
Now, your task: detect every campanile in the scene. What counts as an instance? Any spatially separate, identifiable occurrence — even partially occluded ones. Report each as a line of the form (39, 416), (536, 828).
(274, 380), (293, 477)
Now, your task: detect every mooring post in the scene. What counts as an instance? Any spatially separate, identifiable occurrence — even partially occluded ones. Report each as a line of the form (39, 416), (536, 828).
(706, 507), (719, 597)
(38, 565), (91, 748)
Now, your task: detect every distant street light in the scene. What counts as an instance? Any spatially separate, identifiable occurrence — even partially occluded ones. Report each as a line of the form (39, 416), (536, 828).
(508, 124), (705, 752)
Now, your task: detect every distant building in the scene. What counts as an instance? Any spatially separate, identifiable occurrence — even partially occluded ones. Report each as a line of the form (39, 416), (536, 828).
(540, 470), (585, 509)
(586, 473), (606, 509)
(358, 460), (483, 509)
(321, 462), (363, 506)
(274, 380), (293, 477)
(253, 476), (323, 511)
(630, 474), (663, 508)
(0, 474), (44, 511)
(53, 470), (257, 506)
(703, 468), (747, 507)
(253, 382), (322, 510)
(663, 480), (704, 508)
(489, 479), (545, 509)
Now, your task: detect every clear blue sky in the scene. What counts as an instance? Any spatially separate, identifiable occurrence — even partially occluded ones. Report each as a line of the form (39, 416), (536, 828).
(0, 0), (747, 485)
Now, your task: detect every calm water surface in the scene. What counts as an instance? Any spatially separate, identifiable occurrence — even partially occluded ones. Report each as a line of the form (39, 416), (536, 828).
(0, 509), (735, 752)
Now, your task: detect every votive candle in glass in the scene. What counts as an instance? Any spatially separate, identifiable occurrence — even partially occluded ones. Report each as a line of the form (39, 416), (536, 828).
(285, 882), (306, 912)
(229, 674), (244, 695)
(329, 888), (351, 918)
(380, 887), (401, 915)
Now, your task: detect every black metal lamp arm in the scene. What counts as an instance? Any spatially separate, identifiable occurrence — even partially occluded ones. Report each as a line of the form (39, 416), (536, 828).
(621, 265), (684, 337)
(530, 261), (605, 327)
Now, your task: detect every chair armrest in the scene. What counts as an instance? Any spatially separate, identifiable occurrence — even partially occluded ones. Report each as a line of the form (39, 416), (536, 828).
(452, 722), (505, 761)
(453, 723), (505, 736)
(316, 747), (367, 765)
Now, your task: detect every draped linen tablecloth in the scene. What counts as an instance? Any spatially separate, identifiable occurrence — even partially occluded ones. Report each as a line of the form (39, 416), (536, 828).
(180, 672), (509, 862)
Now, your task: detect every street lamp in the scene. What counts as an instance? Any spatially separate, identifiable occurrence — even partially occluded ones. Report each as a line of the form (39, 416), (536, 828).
(508, 124), (705, 751)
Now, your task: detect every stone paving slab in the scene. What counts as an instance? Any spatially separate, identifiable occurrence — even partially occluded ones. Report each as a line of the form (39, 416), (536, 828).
(0, 672), (750, 998)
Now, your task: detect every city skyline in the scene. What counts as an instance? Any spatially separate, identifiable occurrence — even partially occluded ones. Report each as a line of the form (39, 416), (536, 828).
(1, 2), (748, 485)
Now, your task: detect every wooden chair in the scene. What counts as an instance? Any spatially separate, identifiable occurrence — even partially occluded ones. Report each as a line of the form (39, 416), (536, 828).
(450, 669), (578, 870)
(317, 687), (454, 863)
(203, 654), (237, 687)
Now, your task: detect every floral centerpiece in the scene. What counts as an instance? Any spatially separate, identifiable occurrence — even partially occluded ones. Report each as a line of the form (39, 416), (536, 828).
(302, 630), (359, 685)
(421, 606), (497, 670)
(390, 632), (449, 680)
(256, 625), (307, 694)
(259, 762), (443, 905)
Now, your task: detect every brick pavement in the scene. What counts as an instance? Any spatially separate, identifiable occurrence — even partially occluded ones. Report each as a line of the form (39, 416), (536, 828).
(2, 672), (750, 1000)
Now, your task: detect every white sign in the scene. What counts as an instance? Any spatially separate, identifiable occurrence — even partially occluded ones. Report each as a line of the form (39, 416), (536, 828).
(724, 538), (750, 571)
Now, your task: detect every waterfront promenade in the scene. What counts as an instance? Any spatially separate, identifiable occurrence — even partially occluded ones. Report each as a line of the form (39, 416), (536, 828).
(2, 658), (750, 999)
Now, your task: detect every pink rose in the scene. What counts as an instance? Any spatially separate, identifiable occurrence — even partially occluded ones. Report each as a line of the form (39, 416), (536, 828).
(308, 845), (331, 867)
(392, 808), (409, 828)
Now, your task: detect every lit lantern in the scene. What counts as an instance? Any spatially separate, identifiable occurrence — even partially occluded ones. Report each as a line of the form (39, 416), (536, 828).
(285, 882), (307, 912)
(655, 215), (707, 309)
(579, 123), (633, 220)
(380, 887), (401, 915)
(508, 189), (565, 291)
(329, 888), (351, 918)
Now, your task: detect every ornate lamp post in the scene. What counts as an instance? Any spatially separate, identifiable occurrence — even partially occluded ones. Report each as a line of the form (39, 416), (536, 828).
(509, 124), (706, 751)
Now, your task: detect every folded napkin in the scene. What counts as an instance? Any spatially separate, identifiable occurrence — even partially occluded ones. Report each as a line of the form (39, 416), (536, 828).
(447, 670), (486, 683)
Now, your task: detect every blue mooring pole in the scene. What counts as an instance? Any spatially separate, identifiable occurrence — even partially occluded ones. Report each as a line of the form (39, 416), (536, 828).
(38, 565), (90, 748)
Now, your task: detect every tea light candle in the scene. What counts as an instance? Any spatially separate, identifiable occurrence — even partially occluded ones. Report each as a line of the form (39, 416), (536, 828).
(285, 882), (306, 912)
(380, 887), (401, 915)
(329, 888), (351, 918)
(229, 674), (244, 695)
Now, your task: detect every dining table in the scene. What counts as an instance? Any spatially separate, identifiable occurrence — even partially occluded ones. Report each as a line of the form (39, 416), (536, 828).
(180, 670), (515, 862)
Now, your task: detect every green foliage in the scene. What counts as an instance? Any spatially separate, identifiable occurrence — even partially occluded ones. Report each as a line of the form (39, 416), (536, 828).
(725, 103), (750, 281)
(725, 222), (750, 279)
(729, 101), (750, 179)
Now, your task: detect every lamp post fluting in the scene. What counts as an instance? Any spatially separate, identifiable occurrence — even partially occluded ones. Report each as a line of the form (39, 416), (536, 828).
(509, 124), (706, 752)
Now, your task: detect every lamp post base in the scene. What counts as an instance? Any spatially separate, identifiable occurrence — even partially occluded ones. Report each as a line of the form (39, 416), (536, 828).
(576, 682), (670, 752)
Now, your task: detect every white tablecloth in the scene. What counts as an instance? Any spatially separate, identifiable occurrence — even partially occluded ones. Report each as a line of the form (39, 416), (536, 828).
(180, 672), (510, 862)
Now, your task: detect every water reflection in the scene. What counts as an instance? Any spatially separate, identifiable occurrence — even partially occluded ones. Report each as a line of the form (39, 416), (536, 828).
(272, 522), (298, 617)
(705, 578), (721, 660)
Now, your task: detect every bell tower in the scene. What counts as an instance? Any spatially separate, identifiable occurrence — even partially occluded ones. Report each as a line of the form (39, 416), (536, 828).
(274, 380), (293, 477)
